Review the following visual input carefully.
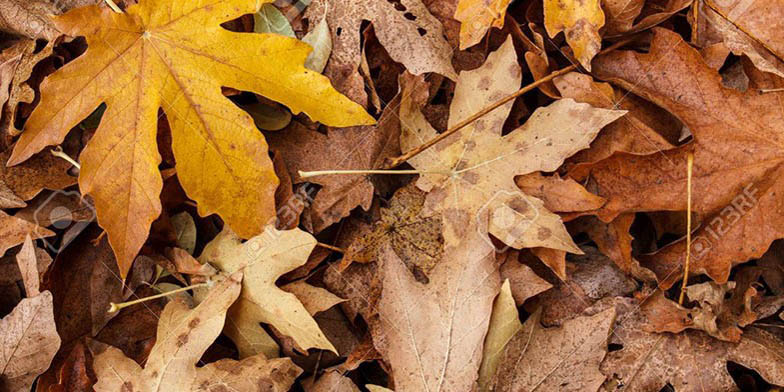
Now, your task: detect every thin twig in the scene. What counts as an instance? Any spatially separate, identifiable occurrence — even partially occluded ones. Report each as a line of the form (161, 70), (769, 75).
(316, 242), (345, 253)
(679, 152), (694, 305)
(382, 38), (635, 169)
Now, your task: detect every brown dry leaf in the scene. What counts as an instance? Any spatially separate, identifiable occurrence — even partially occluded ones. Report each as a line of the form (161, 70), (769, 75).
(198, 225), (336, 358)
(400, 37), (625, 257)
(605, 0), (693, 36)
(305, 0), (457, 105)
(0, 291), (61, 392)
(602, 0), (644, 35)
(374, 230), (500, 392)
(0, 0), (97, 40)
(516, 172), (606, 213)
(93, 272), (303, 392)
(454, 0), (513, 49)
(700, 0), (784, 77)
(573, 214), (656, 282)
(0, 148), (76, 203)
(544, 0), (606, 70)
(10, 0), (373, 280)
(641, 289), (743, 342)
(601, 297), (784, 391)
(268, 97), (401, 233)
(552, 72), (677, 176)
(281, 280), (346, 316)
(342, 183), (443, 281)
(323, 260), (380, 322)
(492, 307), (616, 392)
(478, 279), (522, 392)
(0, 209), (53, 257)
(589, 28), (784, 287)
(14, 191), (94, 228)
(498, 250), (553, 306)
(303, 370), (361, 392)
(15, 234), (40, 296)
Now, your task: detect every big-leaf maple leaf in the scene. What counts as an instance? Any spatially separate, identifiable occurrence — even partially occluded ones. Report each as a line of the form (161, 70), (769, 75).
(8, 0), (373, 278)
(400, 36), (625, 258)
(587, 28), (784, 287)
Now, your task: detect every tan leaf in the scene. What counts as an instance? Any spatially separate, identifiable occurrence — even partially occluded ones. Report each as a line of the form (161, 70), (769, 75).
(492, 307), (616, 392)
(498, 250), (552, 306)
(15, 234), (39, 296)
(281, 280), (346, 316)
(0, 210), (53, 257)
(544, 0), (606, 70)
(478, 279), (522, 392)
(374, 229), (500, 392)
(93, 272), (303, 391)
(516, 172), (606, 213)
(198, 225), (336, 357)
(0, 291), (61, 392)
(602, 0), (644, 35)
(400, 37), (625, 255)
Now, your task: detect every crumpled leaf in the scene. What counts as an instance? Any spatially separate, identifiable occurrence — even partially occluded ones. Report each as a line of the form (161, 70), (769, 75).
(400, 37), (625, 259)
(374, 229), (500, 392)
(0, 0), (76, 40)
(478, 279), (522, 392)
(342, 183), (443, 282)
(198, 225), (336, 358)
(492, 307), (616, 392)
(92, 272), (303, 392)
(454, 0), (513, 49)
(589, 28), (784, 287)
(0, 290), (61, 392)
(9, 0), (374, 279)
(305, 0), (457, 105)
(268, 97), (401, 233)
(601, 296), (784, 391)
(544, 0), (606, 70)
(604, 0), (693, 36)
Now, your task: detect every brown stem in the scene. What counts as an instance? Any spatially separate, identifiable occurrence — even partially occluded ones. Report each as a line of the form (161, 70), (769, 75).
(383, 38), (634, 169)
(317, 242), (345, 253)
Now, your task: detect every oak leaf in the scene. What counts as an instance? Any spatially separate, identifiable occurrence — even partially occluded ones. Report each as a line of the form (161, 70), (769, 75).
(9, 0), (374, 278)
(400, 37), (625, 258)
(375, 234), (499, 392)
(0, 291), (61, 392)
(544, 0), (606, 70)
(92, 272), (303, 392)
(589, 28), (784, 286)
(198, 225), (336, 358)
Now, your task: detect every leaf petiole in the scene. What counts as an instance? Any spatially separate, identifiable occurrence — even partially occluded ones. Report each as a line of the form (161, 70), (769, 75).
(108, 281), (208, 313)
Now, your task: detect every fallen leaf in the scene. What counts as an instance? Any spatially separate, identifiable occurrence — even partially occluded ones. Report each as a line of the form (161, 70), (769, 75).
(268, 98), (401, 233)
(590, 28), (784, 286)
(0, 148), (76, 203)
(281, 280), (346, 316)
(198, 225), (336, 357)
(342, 183), (443, 281)
(515, 172), (606, 213)
(0, 209), (53, 257)
(601, 296), (784, 391)
(15, 234), (40, 296)
(0, 291), (61, 392)
(304, 370), (360, 392)
(302, 13), (332, 73)
(573, 214), (656, 281)
(602, 0), (644, 35)
(400, 38), (625, 256)
(544, 0), (606, 70)
(254, 3), (296, 37)
(170, 211), (196, 254)
(9, 0), (374, 279)
(374, 230), (500, 392)
(454, 0), (513, 49)
(478, 279), (522, 392)
(498, 250), (552, 306)
(604, 0), (693, 36)
(92, 272), (304, 391)
(492, 307), (616, 392)
(0, 0), (68, 40)
(305, 0), (458, 105)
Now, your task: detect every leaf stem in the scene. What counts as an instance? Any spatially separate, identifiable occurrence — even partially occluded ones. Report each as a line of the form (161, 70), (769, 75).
(382, 38), (634, 169)
(298, 169), (449, 178)
(759, 88), (784, 94)
(316, 242), (345, 253)
(678, 152), (694, 305)
(108, 282), (208, 313)
(104, 0), (123, 13)
(50, 146), (81, 170)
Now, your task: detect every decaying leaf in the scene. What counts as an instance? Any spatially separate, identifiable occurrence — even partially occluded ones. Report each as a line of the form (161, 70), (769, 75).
(9, 0), (373, 279)
(601, 297), (784, 391)
(544, 0), (606, 70)
(93, 272), (303, 391)
(478, 279), (522, 392)
(342, 183), (443, 281)
(498, 250), (553, 306)
(0, 209), (53, 257)
(400, 37), (625, 260)
(374, 230), (500, 392)
(492, 307), (616, 392)
(0, 291), (61, 392)
(198, 225), (336, 357)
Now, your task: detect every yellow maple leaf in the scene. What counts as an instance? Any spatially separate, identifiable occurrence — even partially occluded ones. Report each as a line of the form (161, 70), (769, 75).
(455, 0), (513, 50)
(544, 0), (606, 71)
(7, 0), (374, 277)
